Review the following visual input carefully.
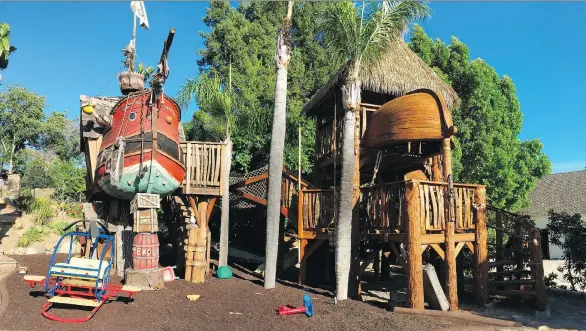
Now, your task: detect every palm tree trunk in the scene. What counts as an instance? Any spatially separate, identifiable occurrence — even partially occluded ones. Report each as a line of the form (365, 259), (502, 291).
(264, 1), (293, 290)
(219, 137), (232, 267)
(336, 76), (361, 300)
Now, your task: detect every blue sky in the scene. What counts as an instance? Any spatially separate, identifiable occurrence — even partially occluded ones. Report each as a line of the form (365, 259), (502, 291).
(1, 1), (585, 173)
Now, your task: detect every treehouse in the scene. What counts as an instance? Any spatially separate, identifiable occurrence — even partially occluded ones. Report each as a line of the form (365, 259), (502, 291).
(297, 38), (497, 310)
(78, 29), (229, 290)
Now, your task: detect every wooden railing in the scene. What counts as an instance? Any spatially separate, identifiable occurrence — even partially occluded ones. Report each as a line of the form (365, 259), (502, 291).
(316, 116), (343, 161)
(315, 104), (379, 162)
(297, 189), (335, 231)
(298, 180), (481, 236)
(362, 181), (406, 232)
(418, 181), (478, 232)
(180, 141), (227, 196)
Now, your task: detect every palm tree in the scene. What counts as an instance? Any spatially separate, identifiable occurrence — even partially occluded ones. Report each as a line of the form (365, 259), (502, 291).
(320, 0), (430, 300)
(264, 1), (294, 290)
(177, 70), (235, 267)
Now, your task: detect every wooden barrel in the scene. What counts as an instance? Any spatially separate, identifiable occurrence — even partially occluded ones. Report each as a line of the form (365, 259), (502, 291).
(132, 233), (160, 270)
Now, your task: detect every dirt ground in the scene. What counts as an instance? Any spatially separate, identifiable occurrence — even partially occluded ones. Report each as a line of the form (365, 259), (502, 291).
(0, 254), (482, 331)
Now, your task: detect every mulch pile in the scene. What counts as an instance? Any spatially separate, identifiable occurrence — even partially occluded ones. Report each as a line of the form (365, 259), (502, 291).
(0, 254), (476, 331)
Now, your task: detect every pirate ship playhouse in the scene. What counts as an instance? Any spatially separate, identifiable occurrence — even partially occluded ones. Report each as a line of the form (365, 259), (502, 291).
(77, 25), (229, 292)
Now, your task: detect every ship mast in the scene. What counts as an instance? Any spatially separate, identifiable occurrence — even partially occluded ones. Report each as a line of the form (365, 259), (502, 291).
(130, 10), (137, 72)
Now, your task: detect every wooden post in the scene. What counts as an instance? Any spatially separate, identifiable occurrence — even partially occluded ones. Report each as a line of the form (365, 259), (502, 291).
(191, 200), (208, 283)
(442, 138), (457, 310)
(297, 189), (304, 239)
(473, 186), (488, 306)
(515, 220), (524, 273)
(529, 228), (547, 311)
(185, 226), (197, 281)
(432, 155), (442, 182)
(495, 213), (504, 280)
(313, 116), (322, 187)
(441, 138), (452, 180)
(298, 238), (308, 285)
(349, 107), (361, 297)
(405, 180), (424, 309)
(374, 247), (381, 280)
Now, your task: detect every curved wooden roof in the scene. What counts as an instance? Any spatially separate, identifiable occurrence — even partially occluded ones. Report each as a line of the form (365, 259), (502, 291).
(362, 89), (456, 149)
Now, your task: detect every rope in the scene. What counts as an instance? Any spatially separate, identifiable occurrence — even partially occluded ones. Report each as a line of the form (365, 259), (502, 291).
(96, 64), (124, 97)
(369, 149), (383, 186)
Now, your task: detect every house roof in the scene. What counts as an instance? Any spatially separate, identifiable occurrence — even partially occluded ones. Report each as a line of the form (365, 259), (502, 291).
(302, 37), (461, 115)
(523, 170), (586, 217)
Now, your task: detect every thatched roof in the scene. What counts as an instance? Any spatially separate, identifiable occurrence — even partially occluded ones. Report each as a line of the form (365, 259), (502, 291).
(303, 38), (461, 115)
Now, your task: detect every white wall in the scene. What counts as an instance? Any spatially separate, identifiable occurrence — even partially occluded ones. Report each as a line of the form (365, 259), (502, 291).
(533, 213), (586, 260)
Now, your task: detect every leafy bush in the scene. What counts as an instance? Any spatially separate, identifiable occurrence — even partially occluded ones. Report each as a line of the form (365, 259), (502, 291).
(30, 197), (55, 225)
(21, 156), (52, 189)
(12, 187), (34, 211)
(17, 227), (48, 247)
(546, 210), (586, 291)
(47, 220), (69, 236)
(62, 203), (84, 218)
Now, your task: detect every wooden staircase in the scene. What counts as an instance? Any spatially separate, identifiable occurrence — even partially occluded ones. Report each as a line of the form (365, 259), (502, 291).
(486, 206), (547, 309)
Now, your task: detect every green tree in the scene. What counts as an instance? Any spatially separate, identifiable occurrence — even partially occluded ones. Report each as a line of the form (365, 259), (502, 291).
(42, 111), (82, 163)
(193, 1), (341, 174)
(48, 158), (85, 203)
(21, 155), (52, 189)
(0, 23), (16, 72)
(408, 25), (551, 211)
(0, 85), (46, 173)
(319, 0), (429, 300)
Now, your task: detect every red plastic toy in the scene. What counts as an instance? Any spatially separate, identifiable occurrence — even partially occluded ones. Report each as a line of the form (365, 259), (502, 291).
(278, 293), (314, 317)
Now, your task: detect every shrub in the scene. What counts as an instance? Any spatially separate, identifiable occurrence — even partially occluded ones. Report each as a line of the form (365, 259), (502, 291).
(62, 203), (84, 219)
(47, 220), (69, 236)
(546, 210), (586, 291)
(12, 187), (34, 211)
(17, 227), (48, 247)
(30, 197), (55, 225)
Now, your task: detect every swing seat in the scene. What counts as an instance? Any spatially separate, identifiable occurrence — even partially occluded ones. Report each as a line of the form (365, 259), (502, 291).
(50, 257), (110, 280)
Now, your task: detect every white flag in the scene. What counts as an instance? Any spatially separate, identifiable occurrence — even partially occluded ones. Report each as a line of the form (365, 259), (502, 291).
(131, 1), (149, 30)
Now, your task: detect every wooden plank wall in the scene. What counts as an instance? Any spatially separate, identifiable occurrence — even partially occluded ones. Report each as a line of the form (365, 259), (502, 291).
(181, 142), (226, 195)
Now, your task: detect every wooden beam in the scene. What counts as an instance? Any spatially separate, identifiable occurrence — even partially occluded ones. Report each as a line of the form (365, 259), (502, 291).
(300, 239), (325, 263)
(237, 192), (289, 218)
(183, 186), (221, 196)
(421, 233), (475, 244)
(359, 250), (378, 276)
(188, 196), (201, 227)
(465, 242), (474, 254)
(392, 307), (522, 327)
(454, 242), (466, 257)
(430, 243), (445, 260)
(207, 197), (217, 220)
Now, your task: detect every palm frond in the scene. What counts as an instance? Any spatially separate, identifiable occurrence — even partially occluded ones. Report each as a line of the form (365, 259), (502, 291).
(319, 0), (430, 77)
(319, 1), (361, 65)
(176, 72), (237, 136)
(361, 0), (430, 66)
